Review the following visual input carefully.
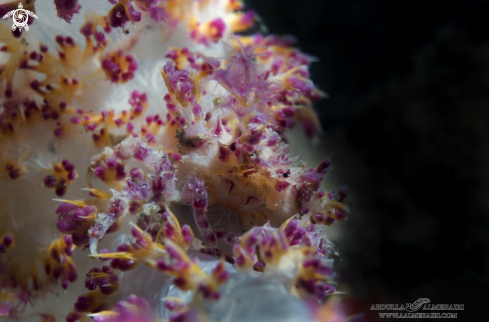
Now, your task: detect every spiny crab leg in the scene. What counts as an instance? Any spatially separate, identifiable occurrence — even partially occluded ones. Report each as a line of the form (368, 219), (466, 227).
(181, 173), (217, 247)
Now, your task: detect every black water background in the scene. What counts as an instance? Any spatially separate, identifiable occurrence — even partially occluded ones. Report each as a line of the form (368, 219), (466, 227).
(245, 0), (489, 320)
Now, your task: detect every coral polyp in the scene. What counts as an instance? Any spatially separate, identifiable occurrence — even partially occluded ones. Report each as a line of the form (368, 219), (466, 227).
(0, 1), (352, 321)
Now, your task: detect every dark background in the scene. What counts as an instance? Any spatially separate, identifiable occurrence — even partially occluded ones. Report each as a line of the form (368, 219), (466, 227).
(245, 0), (489, 321)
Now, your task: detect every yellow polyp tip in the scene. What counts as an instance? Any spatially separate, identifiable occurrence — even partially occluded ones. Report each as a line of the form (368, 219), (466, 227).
(128, 221), (138, 228)
(279, 215), (296, 230)
(87, 311), (120, 318)
(87, 272), (109, 279)
(78, 214), (97, 221)
(331, 291), (346, 295)
(283, 65), (304, 76)
(17, 150), (30, 163)
(315, 88), (328, 98)
(143, 258), (159, 270)
(243, 112), (258, 127)
(81, 188), (110, 199)
(163, 296), (184, 303)
(52, 199), (87, 207)
(328, 200), (349, 210)
(90, 252), (135, 260)
(166, 209), (182, 231)
(308, 271), (332, 281)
